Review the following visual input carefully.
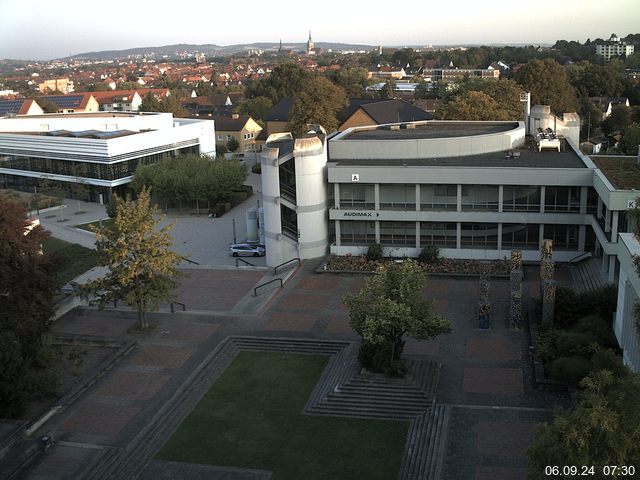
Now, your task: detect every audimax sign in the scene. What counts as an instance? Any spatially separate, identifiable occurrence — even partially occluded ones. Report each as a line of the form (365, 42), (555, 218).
(342, 211), (380, 217)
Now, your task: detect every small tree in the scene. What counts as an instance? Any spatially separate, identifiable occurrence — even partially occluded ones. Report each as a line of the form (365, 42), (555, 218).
(226, 137), (240, 153)
(86, 187), (182, 330)
(343, 260), (451, 374)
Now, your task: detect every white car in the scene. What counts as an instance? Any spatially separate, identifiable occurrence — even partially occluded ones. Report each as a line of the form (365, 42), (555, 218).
(229, 243), (266, 257)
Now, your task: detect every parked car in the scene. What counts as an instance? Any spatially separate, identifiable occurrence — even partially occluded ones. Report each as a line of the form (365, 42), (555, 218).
(229, 243), (266, 257)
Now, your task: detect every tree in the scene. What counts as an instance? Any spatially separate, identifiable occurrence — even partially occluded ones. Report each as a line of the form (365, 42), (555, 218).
(140, 92), (161, 112)
(378, 78), (397, 100)
(619, 123), (640, 155)
(86, 187), (182, 330)
(238, 96), (273, 123)
(287, 76), (348, 135)
(527, 356), (640, 479)
(327, 67), (371, 97)
(516, 59), (579, 114)
(244, 63), (312, 104)
(226, 137), (240, 153)
(601, 105), (633, 135)
(436, 91), (503, 120)
(0, 195), (57, 417)
(342, 260), (451, 374)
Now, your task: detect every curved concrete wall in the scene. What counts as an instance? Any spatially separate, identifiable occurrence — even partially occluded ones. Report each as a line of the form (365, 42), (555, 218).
(294, 138), (328, 260)
(330, 122), (525, 160)
(260, 146), (284, 267)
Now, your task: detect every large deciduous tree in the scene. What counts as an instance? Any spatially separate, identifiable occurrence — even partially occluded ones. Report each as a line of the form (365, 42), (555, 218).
(343, 260), (451, 375)
(287, 76), (348, 135)
(87, 187), (182, 330)
(527, 352), (640, 479)
(516, 58), (579, 114)
(0, 195), (57, 417)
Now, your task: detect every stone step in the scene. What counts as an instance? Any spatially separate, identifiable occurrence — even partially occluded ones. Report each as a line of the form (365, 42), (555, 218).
(323, 395), (431, 412)
(399, 404), (450, 480)
(307, 405), (424, 419)
(335, 384), (429, 398)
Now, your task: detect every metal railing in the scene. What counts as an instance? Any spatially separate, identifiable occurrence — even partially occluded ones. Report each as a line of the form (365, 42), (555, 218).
(274, 257), (300, 275)
(567, 251), (593, 263)
(170, 302), (186, 313)
(254, 278), (283, 296)
(235, 258), (256, 267)
(181, 257), (200, 265)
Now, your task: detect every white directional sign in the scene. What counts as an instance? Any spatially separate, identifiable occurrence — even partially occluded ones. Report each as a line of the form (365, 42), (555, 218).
(628, 200), (637, 209)
(351, 174), (360, 182)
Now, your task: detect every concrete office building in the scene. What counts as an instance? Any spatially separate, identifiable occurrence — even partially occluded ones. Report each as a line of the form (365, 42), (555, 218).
(0, 112), (215, 201)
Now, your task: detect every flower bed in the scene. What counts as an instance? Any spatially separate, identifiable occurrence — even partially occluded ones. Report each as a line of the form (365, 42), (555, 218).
(325, 254), (510, 276)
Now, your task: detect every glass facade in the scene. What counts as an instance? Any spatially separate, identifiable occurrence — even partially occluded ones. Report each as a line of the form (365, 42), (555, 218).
(420, 222), (457, 247)
(461, 185), (499, 211)
(379, 184), (415, 210)
(340, 221), (376, 245)
(544, 224), (579, 250)
(420, 184), (457, 210)
(544, 186), (581, 213)
(339, 184), (374, 209)
(380, 221), (415, 246)
(461, 223), (499, 248)
(503, 186), (540, 212)
(502, 223), (540, 249)
(0, 145), (199, 182)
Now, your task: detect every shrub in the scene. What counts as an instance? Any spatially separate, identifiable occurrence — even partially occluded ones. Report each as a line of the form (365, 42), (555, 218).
(549, 355), (592, 386)
(418, 245), (440, 263)
(572, 315), (618, 349)
(105, 194), (117, 218)
(554, 330), (599, 357)
(366, 243), (384, 262)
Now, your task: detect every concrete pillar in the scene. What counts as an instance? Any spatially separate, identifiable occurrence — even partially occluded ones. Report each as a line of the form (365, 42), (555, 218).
(605, 208), (611, 233)
(261, 146), (284, 267)
(578, 225), (586, 251)
(611, 211), (619, 241)
(609, 255), (616, 283)
(497, 223), (503, 250)
(597, 197), (603, 219)
(415, 221), (420, 249)
(334, 183), (340, 209)
(602, 253), (608, 273)
(415, 184), (420, 212)
(374, 184), (380, 210)
(456, 222), (461, 249)
(375, 220), (380, 243)
(335, 220), (341, 246)
(457, 184), (462, 212)
(540, 186), (546, 213)
(498, 185), (504, 213)
(538, 224), (545, 253)
(580, 186), (588, 215)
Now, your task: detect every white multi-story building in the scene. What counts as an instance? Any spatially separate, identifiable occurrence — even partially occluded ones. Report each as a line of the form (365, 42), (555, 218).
(0, 112), (215, 202)
(595, 33), (635, 61)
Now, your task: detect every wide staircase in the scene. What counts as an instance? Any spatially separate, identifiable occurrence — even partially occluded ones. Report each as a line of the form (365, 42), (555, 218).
(569, 256), (611, 294)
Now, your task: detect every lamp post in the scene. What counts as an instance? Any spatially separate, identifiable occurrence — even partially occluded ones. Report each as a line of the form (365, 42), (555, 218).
(232, 217), (237, 244)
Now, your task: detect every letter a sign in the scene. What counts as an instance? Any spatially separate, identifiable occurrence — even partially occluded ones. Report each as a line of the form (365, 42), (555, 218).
(351, 173), (360, 182)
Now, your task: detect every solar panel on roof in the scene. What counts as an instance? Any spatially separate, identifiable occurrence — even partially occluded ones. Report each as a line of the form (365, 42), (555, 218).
(0, 100), (25, 115)
(42, 95), (84, 109)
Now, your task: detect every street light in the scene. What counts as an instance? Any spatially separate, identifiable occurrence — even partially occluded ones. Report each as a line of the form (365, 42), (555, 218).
(232, 217), (237, 244)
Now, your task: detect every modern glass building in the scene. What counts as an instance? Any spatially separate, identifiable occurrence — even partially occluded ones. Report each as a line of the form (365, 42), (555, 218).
(0, 112), (215, 201)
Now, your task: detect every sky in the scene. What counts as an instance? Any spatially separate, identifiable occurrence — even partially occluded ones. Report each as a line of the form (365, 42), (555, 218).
(1, 0), (639, 60)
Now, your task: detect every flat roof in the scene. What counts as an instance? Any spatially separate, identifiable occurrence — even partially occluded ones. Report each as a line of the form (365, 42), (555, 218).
(343, 122), (519, 141)
(591, 155), (640, 190)
(330, 147), (587, 169)
(7, 112), (159, 119)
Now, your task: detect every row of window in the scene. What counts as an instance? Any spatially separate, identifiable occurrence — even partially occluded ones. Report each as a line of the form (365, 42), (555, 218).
(0, 146), (199, 181)
(338, 184), (597, 213)
(339, 221), (580, 250)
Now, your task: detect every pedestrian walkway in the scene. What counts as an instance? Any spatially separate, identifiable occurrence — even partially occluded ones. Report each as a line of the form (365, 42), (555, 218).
(16, 258), (564, 480)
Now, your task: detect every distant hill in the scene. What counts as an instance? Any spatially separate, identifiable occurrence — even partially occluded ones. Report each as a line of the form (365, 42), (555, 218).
(64, 42), (378, 61)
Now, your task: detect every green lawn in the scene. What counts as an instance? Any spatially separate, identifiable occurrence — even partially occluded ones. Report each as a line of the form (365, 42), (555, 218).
(42, 237), (98, 285)
(158, 351), (409, 480)
(74, 218), (114, 232)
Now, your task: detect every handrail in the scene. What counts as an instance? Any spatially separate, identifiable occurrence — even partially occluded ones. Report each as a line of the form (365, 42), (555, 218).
(181, 256), (200, 265)
(274, 257), (300, 275)
(170, 302), (186, 313)
(254, 278), (283, 296)
(567, 251), (592, 263)
(235, 258), (256, 267)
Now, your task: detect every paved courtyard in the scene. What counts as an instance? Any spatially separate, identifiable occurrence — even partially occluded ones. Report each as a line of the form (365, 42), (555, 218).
(15, 259), (565, 480)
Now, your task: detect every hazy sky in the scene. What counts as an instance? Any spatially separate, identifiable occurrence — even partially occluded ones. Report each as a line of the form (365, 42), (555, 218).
(1, 0), (639, 60)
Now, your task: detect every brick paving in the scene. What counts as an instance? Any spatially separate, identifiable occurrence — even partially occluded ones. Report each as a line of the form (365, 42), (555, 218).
(18, 262), (566, 480)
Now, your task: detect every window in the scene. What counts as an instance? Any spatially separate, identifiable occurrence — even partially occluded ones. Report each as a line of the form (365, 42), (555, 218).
(545, 187), (580, 213)
(379, 184), (415, 210)
(340, 221), (376, 245)
(217, 135), (223, 141)
(339, 184), (374, 209)
(461, 185), (499, 211)
(420, 222), (456, 247)
(227, 135), (232, 141)
(502, 223), (539, 249)
(421, 184), (457, 210)
(544, 224), (578, 250)
(380, 221), (416, 246)
(461, 223), (499, 249)
(503, 186), (540, 212)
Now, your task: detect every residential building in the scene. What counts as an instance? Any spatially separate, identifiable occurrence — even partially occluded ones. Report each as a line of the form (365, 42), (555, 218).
(38, 78), (75, 94)
(0, 99), (44, 116)
(595, 34), (635, 61)
(0, 112), (215, 202)
(87, 90), (143, 112)
(39, 94), (100, 113)
(422, 66), (500, 81)
(590, 96), (630, 119)
(213, 114), (263, 153)
(338, 99), (432, 131)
